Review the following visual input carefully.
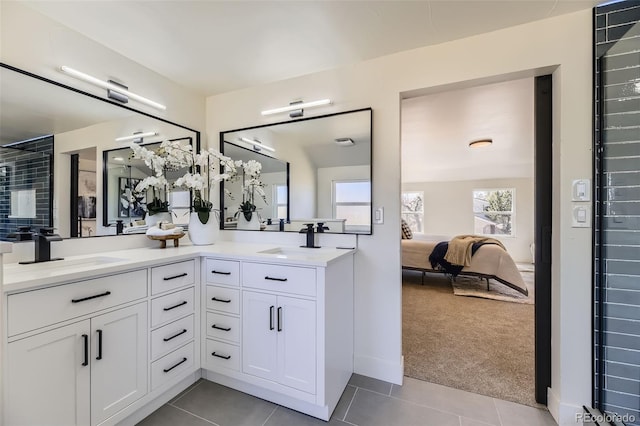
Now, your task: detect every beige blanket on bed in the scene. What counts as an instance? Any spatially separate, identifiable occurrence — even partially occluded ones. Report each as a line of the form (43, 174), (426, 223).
(401, 239), (527, 295)
(444, 234), (506, 267)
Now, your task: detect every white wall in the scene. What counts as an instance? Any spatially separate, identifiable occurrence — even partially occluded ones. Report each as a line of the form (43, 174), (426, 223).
(403, 178), (534, 263)
(207, 11), (593, 425)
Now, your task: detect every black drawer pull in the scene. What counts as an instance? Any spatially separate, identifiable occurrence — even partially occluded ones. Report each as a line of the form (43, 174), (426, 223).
(212, 324), (231, 331)
(277, 307), (283, 332)
(82, 334), (89, 366)
(163, 357), (187, 373)
(265, 276), (288, 282)
(72, 291), (111, 303)
(163, 329), (188, 342)
(163, 272), (188, 281)
(212, 297), (231, 303)
(96, 329), (103, 360)
(163, 300), (187, 311)
(212, 352), (231, 360)
(211, 270), (231, 275)
(270, 305), (275, 330)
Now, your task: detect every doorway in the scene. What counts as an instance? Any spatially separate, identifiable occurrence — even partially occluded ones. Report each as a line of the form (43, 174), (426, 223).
(400, 74), (552, 406)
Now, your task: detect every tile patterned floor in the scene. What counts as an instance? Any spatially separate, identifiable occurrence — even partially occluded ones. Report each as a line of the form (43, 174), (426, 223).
(137, 375), (557, 426)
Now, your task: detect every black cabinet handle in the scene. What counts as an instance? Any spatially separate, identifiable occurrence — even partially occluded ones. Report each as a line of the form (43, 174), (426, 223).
(96, 329), (103, 360)
(212, 297), (231, 303)
(82, 334), (89, 366)
(163, 272), (188, 281)
(277, 307), (283, 332)
(163, 300), (187, 311)
(212, 324), (231, 332)
(270, 305), (275, 330)
(212, 352), (231, 360)
(211, 270), (231, 275)
(72, 291), (111, 303)
(265, 276), (288, 282)
(163, 357), (187, 373)
(163, 329), (187, 342)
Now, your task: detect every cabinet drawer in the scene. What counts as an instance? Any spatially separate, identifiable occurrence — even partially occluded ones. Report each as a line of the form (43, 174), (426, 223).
(242, 263), (316, 297)
(206, 339), (240, 371)
(8, 269), (147, 336)
(205, 259), (240, 286)
(150, 314), (195, 360)
(151, 260), (195, 295)
(206, 286), (240, 314)
(206, 312), (240, 343)
(151, 341), (195, 391)
(151, 287), (194, 328)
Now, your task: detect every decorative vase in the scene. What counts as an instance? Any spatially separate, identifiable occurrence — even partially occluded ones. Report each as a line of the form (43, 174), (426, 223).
(146, 211), (171, 228)
(237, 212), (261, 230)
(188, 212), (216, 245)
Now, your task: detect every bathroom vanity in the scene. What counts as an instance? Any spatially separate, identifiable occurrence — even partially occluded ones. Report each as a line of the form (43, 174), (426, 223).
(1, 242), (354, 425)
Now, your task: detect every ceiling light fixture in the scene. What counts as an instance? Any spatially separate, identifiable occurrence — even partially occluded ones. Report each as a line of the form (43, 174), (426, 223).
(468, 139), (493, 148)
(59, 66), (167, 110)
(113, 157), (125, 162)
(115, 131), (159, 143)
(335, 138), (355, 146)
(261, 99), (331, 117)
(240, 137), (276, 153)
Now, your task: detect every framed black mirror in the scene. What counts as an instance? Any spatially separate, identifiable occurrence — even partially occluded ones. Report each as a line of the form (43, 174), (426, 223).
(0, 63), (200, 240)
(220, 108), (372, 234)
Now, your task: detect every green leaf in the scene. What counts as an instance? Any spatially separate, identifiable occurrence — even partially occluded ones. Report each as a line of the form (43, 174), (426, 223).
(197, 210), (210, 224)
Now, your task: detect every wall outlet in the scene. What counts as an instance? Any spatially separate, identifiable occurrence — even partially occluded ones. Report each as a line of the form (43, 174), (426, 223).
(374, 207), (384, 224)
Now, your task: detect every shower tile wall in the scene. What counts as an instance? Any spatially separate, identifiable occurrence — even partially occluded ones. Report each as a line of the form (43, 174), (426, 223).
(0, 136), (53, 240)
(594, 1), (640, 425)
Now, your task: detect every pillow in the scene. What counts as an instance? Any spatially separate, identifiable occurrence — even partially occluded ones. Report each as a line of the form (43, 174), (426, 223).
(401, 219), (413, 240)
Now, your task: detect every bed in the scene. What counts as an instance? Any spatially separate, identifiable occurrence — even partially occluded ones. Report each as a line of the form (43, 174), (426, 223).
(402, 236), (528, 296)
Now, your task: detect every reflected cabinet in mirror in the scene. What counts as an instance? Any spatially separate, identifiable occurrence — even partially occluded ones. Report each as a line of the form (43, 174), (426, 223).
(220, 108), (372, 235)
(0, 63), (200, 241)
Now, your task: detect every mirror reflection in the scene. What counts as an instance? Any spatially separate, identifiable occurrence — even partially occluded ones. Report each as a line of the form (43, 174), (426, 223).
(220, 108), (372, 234)
(0, 63), (199, 241)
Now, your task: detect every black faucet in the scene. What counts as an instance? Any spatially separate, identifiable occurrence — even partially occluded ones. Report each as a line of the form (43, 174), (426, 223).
(19, 227), (64, 264)
(316, 222), (329, 233)
(7, 226), (34, 241)
(299, 223), (320, 248)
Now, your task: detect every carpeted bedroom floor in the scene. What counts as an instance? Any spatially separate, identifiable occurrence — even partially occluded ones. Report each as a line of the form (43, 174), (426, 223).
(402, 269), (537, 407)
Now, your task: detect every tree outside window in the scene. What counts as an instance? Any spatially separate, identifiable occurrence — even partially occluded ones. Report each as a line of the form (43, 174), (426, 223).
(472, 189), (514, 236)
(401, 191), (424, 233)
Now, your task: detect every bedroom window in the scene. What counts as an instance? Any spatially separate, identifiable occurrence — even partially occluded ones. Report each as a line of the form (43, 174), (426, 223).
(472, 189), (514, 236)
(401, 191), (424, 233)
(333, 180), (371, 230)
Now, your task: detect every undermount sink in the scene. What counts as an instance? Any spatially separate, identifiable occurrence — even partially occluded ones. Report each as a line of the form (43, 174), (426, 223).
(258, 247), (324, 258)
(35, 256), (126, 268)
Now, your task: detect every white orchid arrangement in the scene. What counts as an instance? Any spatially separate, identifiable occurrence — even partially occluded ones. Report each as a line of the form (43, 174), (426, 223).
(129, 143), (171, 215)
(129, 140), (240, 224)
(236, 159), (267, 222)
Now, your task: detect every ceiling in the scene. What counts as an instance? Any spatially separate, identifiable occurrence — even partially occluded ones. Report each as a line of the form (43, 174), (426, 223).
(401, 77), (534, 182)
(22, 0), (600, 96)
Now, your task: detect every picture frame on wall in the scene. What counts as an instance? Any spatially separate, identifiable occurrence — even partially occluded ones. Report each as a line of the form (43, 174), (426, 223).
(118, 177), (146, 218)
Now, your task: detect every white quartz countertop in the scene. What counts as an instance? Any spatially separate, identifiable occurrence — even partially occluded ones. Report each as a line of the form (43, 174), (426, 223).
(0, 242), (12, 254)
(2, 241), (355, 293)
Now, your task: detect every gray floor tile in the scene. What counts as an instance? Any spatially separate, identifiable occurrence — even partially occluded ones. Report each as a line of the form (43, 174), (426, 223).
(348, 373), (393, 395)
(494, 398), (557, 426)
(169, 379), (204, 405)
(264, 406), (352, 426)
(460, 417), (496, 426)
(391, 377), (501, 425)
(136, 404), (216, 426)
(332, 385), (357, 421)
(345, 388), (460, 426)
(171, 380), (276, 426)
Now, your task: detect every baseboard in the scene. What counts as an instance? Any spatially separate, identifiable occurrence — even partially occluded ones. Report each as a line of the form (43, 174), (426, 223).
(547, 387), (583, 425)
(354, 353), (404, 385)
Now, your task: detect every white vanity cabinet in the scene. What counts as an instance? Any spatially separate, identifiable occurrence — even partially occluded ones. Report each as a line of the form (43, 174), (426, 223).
(203, 253), (354, 421)
(5, 271), (148, 426)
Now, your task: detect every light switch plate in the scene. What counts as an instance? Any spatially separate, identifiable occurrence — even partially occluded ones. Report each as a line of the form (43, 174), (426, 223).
(572, 205), (591, 228)
(374, 207), (384, 224)
(572, 179), (591, 201)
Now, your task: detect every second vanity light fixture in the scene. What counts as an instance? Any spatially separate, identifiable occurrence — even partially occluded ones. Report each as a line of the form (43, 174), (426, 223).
(59, 66), (167, 111)
(240, 137), (276, 153)
(115, 131), (159, 143)
(261, 99), (331, 118)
